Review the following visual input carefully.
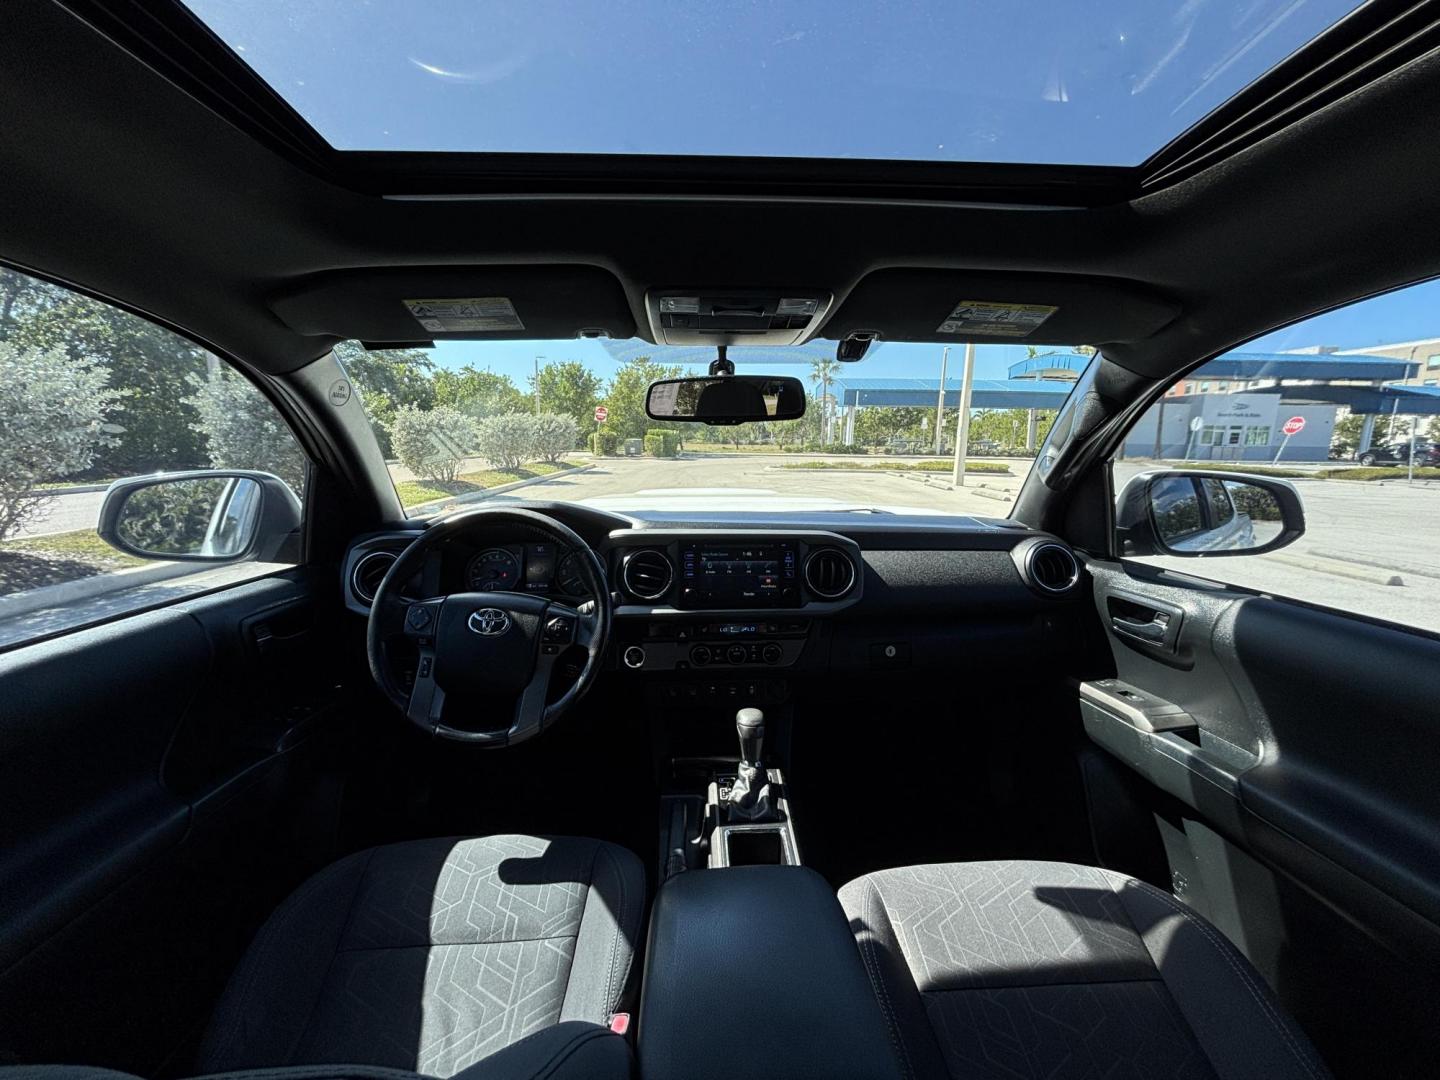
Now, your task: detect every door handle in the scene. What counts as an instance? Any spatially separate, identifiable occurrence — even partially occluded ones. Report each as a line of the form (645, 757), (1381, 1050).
(1111, 613), (1169, 642)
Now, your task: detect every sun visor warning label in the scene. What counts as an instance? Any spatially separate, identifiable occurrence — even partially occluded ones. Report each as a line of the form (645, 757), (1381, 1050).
(403, 297), (524, 333)
(937, 300), (1057, 337)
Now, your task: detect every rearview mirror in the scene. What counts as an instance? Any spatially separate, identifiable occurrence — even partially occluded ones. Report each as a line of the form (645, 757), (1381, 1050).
(645, 375), (806, 426)
(1115, 470), (1304, 557)
(98, 470), (302, 562)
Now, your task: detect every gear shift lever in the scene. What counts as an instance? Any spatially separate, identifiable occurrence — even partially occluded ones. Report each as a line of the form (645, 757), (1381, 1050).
(736, 707), (764, 769)
(726, 708), (773, 820)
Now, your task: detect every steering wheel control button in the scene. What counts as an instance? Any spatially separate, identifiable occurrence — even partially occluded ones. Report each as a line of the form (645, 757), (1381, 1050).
(543, 615), (575, 644)
(406, 603), (435, 633)
(623, 646), (646, 669)
(417, 656), (433, 679)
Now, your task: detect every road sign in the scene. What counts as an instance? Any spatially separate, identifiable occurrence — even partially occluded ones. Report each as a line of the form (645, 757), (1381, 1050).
(594, 405), (609, 423)
(1189, 416), (1204, 432)
(1281, 415), (1306, 436)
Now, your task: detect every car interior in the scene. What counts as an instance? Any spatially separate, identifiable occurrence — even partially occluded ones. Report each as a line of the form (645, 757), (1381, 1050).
(3, 2), (1440, 1079)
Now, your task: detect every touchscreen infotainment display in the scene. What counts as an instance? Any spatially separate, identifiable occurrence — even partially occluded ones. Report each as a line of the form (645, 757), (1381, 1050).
(678, 542), (800, 608)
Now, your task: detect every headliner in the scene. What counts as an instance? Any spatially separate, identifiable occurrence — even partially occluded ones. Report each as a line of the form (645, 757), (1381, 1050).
(2, 0), (1439, 385)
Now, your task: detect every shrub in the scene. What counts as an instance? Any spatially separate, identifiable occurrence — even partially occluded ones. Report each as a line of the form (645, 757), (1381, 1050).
(473, 413), (537, 471)
(591, 430), (619, 456)
(387, 404), (478, 482)
(530, 413), (579, 464)
(644, 428), (681, 457)
(185, 368), (307, 494)
(0, 342), (122, 541)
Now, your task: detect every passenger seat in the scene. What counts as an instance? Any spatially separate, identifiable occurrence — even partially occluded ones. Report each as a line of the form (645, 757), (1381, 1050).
(839, 861), (1329, 1080)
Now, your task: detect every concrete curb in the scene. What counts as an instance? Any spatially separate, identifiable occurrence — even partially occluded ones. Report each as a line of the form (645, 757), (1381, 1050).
(0, 559), (195, 619)
(22, 483), (111, 497)
(406, 463), (595, 515)
(1268, 551), (1406, 587)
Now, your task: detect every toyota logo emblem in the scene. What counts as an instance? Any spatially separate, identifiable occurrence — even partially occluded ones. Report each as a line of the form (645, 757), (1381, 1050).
(468, 608), (511, 636)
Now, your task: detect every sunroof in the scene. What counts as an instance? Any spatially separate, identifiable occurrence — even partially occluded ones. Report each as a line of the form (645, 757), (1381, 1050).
(181, 0), (1364, 167)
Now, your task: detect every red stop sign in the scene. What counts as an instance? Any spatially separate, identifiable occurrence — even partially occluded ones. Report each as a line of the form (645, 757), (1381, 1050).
(594, 405), (609, 423)
(1281, 415), (1306, 436)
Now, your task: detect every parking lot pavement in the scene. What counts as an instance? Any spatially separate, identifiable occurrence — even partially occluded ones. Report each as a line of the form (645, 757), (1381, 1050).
(483, 452), (1033, 517)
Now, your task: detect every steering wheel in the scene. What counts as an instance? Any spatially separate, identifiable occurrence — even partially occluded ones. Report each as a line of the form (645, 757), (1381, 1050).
(365, 507), (612, 746)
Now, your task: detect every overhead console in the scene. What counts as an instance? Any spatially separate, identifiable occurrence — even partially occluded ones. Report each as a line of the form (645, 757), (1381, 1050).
(646, 288), (832, 346)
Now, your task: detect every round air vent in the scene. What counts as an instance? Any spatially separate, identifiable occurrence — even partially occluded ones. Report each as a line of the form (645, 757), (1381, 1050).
(351, 550), (397, 604)
(621, 549), (674, 601)
(1026, 542), (1081, 594)
(804, 548), (857, 600)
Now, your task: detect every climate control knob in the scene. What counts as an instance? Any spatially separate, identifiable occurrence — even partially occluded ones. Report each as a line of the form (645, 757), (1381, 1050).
(690, 644), (712, 666)
(726, 644), (748, 665)
(761, 642), (784, 665)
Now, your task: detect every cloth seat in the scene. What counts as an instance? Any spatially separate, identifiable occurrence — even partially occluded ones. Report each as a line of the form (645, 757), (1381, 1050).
(198, 835), (644, 1079)
(839, 860), (1330, 1080)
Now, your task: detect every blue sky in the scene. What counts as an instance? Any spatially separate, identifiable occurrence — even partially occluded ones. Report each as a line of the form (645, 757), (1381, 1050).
(185, 0), (1359, 167)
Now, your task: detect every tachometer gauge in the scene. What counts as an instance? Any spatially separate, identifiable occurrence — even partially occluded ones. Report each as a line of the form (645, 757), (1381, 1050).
(467, 548), (520, 591)
(556, 550), (589, 598)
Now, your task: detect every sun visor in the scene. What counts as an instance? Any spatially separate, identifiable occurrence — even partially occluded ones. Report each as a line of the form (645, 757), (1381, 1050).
(822, 270), (1179, 347)
(270, 266), (636, 342)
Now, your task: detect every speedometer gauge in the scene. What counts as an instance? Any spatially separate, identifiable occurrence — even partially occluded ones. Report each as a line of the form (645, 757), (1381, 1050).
(467, 548), (520, 591)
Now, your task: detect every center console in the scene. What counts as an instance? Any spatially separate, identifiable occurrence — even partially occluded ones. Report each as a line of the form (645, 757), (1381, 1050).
(637, 866), (903, 1080)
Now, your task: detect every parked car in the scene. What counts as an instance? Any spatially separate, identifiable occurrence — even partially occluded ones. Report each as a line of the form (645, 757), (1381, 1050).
(1357, 439), (1440, 466)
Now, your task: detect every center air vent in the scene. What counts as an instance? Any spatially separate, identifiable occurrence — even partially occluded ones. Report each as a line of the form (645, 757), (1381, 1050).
(804, 548), (857, 600)
(622, 549), (674, 601)
(351, 550), (397, 604)
(1026, 543), (1081, 594)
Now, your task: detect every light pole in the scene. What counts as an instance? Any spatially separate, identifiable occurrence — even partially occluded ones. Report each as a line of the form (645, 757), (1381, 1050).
(533, 356), (545, 414)
(934, 345), (949, 455)
(951, 342), (976, 485)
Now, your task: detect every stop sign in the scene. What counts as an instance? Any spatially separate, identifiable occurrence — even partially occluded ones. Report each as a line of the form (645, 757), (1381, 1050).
(594, 405), (609, 423)
(1281, 415), (1306, 437)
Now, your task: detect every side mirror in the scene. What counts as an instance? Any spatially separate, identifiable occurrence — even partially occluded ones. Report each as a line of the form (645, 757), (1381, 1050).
(645, 375), (806, 426)
(1115, 469), (1304, 558)
(98, 470), (302, 562)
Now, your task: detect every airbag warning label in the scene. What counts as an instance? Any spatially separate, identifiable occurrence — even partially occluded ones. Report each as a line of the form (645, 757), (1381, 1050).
(937, 300), (1057, 337)
(404, 297), (524, 333)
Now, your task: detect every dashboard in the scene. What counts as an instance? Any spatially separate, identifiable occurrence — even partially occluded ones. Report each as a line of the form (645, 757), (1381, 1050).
(341, 502), (1085, 678)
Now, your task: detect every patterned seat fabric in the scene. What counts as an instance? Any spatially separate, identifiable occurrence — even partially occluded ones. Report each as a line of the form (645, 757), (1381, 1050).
(198, 836), (644, 1078)
(838, 861), (1331, 1080)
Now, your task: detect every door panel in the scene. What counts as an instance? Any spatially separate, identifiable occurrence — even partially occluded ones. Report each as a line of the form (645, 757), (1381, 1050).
(1081, 558), (1440, 1078)
(0, 572), (349, 1073)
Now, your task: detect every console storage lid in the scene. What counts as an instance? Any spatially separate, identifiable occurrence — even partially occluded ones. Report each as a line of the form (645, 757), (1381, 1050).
(637, 866), (903, 1080)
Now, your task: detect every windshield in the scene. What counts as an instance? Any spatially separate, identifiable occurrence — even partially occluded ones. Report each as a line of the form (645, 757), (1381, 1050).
(338, 339), (1088, 519)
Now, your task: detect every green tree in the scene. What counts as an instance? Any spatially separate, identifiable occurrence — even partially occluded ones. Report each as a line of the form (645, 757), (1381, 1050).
(534, 361), (602, 435)
(184, 368), (307, 493)
(601, 357), (682, 441)
(808, 358), (840, 444)
(2, 268), (208, 476)
(0, 342), (123, 540)
(333, 342), (436, 457)
(853, 406), (928, 447)
(432, 365), (528, 419)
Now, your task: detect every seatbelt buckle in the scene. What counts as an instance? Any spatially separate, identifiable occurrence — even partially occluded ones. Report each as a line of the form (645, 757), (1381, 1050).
(608, 1012), (631, 1036)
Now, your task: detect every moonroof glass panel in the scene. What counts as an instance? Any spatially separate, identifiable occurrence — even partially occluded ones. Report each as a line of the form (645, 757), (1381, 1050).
(181, 0), (1364, 166)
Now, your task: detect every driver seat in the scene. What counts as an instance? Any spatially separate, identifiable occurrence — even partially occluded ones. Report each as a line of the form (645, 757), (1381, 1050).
(197, 835), (644, 1078)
